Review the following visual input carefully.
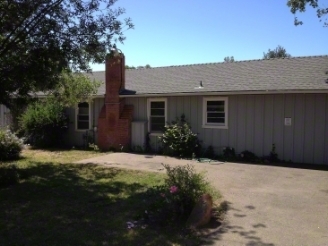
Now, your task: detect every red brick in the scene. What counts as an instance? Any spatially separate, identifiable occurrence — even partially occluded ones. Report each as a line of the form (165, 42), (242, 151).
(97, 52), (133, 151)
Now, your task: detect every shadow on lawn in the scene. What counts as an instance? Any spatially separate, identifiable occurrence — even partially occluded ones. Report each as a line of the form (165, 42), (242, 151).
(0, 162), (224, 245)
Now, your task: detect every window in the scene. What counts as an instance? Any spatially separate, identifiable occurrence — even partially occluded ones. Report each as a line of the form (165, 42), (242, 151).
(76, 102), (90, 130)
(202, 97), (228, 129)
(147, 98), (167, 133)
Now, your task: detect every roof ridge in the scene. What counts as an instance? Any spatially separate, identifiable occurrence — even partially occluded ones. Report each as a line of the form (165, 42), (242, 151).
(125, 54), (328, 70)
(90, 54), (328, 72)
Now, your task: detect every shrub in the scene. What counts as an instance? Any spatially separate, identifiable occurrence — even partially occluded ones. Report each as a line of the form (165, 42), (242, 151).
(159, 114), (201, 158)
(239, 150), (259, 162)
(19, 99), (68, 148)
(0, 128), (23, 161)
(145, 164), (218, 224)
(0, 164), (20, 187)
(221, 146), (236, 161)
(203, 145), (215, 159)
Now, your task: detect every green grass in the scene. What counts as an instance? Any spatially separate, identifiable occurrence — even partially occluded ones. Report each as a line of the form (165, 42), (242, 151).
(0, 149), (223, 245)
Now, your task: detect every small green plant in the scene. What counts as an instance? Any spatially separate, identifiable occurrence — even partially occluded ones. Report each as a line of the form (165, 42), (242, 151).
(132, 145), (144, 153)
(239, 150), (259, 163)
(159, 114), (201, 158)
(0, 128), (23, 161)
(221, 146), (236, 161)
(145, 164), (218, 224)
(269, 144), (279, 162)
(204, 145), (215, 159)
(144, 132), (152, 153)
(88, 143), (100, 152)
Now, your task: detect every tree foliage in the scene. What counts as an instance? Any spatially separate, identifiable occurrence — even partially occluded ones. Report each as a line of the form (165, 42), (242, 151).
(0, 0), (133, 108)
(223, 56), (235, 63)
(287, 0), (328, 26)
(263, 45), (291, 59)
(125, 64), (151, 69)
(48, 71), (101, 107)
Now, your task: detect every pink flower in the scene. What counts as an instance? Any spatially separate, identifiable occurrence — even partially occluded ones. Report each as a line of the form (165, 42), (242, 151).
(160, 193), (165, 197)
(169, 186), (178, 193)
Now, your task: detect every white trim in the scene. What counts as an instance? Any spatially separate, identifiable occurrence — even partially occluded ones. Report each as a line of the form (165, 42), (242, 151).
(119, 89), (328, 98)
(202, 97), (228, 129)
(75, 102), (92, 132)
(147, 98), (167, 133)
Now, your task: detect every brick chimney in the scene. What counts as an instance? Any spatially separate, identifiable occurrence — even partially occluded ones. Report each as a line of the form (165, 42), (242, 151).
(97, 51), (133, 151)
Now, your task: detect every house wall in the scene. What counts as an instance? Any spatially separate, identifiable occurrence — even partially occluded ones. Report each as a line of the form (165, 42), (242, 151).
(0, 104), (12, 128)
(124, 94), (328, 165)
(65, 98), (104, 147)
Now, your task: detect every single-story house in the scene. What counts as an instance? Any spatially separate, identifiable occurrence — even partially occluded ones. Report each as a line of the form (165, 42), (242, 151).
(1, 51), (328, 165)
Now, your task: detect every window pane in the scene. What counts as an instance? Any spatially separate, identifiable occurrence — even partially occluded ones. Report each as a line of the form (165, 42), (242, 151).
(150, 116), (165, 131)
(207, 101), (224, 111)
(151, 116), (165, 124)
(78, 115), (89, 121)
(151, 108), (165, 116)
(208, 101), (223, 105)
(207, 117), (225, 123)
(207, 105), (224, 112)
(79, 108), (89, 114)
(151, 101), (165, 109)
(207, 113), (225, 118)
(77, 102), (89, 130)
(151, 123), (165, 132)
(78, 102), (89, 108)
(78, 121), (89, 129)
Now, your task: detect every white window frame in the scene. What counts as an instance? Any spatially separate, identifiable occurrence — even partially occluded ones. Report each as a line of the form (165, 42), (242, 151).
(202, 97), (228, 129)
(75, 102), (92, 131)
(147, 98), (167, 135)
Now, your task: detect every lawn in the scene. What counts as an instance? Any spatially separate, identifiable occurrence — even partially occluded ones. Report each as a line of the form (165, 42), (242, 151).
(0, 149), (223, 245)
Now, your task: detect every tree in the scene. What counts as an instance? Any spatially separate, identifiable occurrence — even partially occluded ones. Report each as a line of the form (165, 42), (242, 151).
(48, 71), (101, 107)
(263, 46), (291, 59)
(137, 64), (152, 69)
(223, 56), (235, 63)
(19, 71), (100, 147)
(0, 0), (133, 109)
(287, 0), (328, 26)
(126, 64), (151, 69)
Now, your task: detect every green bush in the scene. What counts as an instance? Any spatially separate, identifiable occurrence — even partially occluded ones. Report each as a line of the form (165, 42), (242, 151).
(146, 164), (217, 224)
(19, 99), (68, 148)
(220, 146), (236, 161)
(239, 150), (259, 162)
(0, 128), (23, 161)
(203, 145), (215, 159)
(159, 115), (201, 158)
(0, 164), (20, 187)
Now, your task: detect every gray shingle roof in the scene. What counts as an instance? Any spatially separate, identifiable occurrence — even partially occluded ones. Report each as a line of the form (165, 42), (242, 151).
(88, 55), (328, 96)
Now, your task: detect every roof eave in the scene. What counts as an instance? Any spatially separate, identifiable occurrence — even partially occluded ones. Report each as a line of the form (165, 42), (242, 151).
(116, 89), (328, 98)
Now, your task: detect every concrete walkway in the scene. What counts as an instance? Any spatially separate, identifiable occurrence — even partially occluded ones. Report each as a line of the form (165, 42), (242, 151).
(76, 153), (328, 246)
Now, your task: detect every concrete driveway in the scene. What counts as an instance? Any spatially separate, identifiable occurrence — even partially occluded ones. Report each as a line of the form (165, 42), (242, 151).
(76, 153), (328, 246)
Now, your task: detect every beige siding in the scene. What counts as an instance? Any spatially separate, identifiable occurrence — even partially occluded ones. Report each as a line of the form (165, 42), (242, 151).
(124, 94), (328, 165)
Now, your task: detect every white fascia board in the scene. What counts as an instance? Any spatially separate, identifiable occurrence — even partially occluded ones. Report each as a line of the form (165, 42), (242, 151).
(119, 89), (328, 98)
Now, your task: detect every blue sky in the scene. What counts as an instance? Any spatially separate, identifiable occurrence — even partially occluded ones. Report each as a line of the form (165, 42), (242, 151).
(91, 0), (327, 71)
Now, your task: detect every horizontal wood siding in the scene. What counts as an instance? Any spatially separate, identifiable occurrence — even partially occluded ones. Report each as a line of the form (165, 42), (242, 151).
(125, 94), (328, 165)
